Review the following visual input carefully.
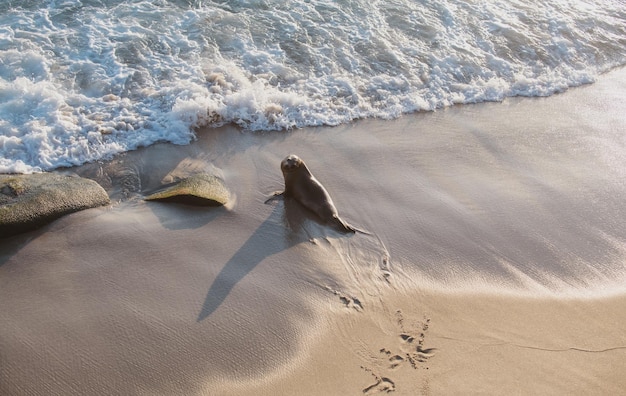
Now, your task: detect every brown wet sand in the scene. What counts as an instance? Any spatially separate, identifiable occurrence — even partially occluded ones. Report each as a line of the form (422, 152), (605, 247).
(1, 67), (625, 395)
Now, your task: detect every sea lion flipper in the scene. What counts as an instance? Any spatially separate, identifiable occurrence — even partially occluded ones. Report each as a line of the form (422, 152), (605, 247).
(342, 223), (357, 234)
(333, 215), (372, 235)
(332, 215), (357, 234)
(264, 191), (284, 204)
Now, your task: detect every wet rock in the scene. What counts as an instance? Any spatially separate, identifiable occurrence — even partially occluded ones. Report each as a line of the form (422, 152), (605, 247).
(0, 173), (110, 238)
(144, 173), (230, 207)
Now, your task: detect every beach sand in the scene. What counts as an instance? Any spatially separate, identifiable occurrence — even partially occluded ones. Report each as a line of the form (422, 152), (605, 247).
(1, 67), (626, 395)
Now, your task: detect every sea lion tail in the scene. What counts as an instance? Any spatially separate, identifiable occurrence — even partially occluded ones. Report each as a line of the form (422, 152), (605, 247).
(333, 215), (371, 235)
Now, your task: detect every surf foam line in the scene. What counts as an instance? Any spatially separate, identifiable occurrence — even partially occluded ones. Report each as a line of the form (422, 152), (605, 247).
(1, 0), (625, 172)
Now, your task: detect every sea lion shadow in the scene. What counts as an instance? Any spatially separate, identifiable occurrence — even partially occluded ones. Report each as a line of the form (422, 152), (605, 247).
(197, 197), (352, 322)
(197, 204), (300, 321)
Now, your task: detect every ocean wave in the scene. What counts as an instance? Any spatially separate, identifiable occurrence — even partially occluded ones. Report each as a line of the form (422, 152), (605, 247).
(1, 0), (625, 172)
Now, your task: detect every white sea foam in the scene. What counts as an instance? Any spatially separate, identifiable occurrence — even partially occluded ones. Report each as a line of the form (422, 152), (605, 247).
(0, 0), (625, 172)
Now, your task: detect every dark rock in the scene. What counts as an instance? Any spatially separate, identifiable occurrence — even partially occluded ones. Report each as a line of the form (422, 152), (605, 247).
(0, 173), (110, 238)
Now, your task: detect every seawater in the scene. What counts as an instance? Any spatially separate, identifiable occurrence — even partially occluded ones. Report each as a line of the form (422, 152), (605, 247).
(1, 0), (625, 173)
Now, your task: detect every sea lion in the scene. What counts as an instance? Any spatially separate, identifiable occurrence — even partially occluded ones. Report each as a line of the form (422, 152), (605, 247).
(267, 154), (365, 234)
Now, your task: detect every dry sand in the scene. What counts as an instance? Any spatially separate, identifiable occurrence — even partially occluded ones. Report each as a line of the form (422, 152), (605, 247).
(1, 67), (626, 395)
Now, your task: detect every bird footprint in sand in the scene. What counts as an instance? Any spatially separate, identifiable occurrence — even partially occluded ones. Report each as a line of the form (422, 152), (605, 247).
(394, 311), (436, 369)
(360, 311), (436, 394)
(361, 366), (396, 394)
(380, 311), (436, 370)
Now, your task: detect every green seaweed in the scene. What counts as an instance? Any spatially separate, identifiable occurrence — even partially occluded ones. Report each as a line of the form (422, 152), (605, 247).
(2, 177), (28, 197)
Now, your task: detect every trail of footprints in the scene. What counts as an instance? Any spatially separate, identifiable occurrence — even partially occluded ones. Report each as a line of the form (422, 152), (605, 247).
(362, 310), (436, 394)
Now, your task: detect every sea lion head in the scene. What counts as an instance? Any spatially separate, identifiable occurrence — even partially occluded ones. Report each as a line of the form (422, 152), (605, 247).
(280, 154), (311, 195)
(280, 154), (306, 175)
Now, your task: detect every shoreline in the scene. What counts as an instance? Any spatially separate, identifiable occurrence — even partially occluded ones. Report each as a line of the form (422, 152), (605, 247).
(1, 67), (626, 395)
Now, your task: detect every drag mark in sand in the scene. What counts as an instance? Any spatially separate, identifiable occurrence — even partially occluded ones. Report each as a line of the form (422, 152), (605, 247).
(324, 286), (364, 311)
(436, 335), (626, 355)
